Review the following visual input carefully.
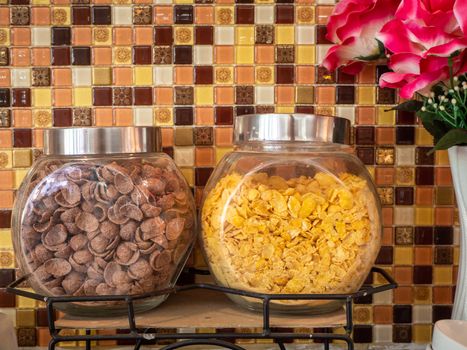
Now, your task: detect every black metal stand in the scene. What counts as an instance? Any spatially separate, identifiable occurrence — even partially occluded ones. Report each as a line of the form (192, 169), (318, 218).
(7, 267), (396, 350)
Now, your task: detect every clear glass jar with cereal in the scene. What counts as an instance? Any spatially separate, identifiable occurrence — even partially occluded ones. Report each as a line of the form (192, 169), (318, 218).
(200, 114), (381, 314)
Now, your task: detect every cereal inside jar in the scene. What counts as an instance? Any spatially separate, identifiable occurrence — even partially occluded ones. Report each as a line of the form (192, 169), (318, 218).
(13, 127), (196, 316)
(200, 114), (382, 313)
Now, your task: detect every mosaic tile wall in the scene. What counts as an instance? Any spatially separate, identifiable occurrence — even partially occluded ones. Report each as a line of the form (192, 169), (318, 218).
(0, 0), (458, 346)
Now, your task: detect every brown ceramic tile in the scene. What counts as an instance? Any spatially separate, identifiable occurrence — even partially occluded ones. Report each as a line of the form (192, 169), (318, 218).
(256, 25), (274, 44)
(93, 87), (112, 106)
(336, 86), (355, 104)
(395, 187), (414, 205)
(0, 89), (10, 107)
(32, 67), (50, 87)
(393, 325), (412, 343)
(434, 247), (453, 265)
(336, 68), (355, 84)
(194, 127), (213, 145)
(355, 127), (375, 145)
(433, 305), (452, 323)
(416, 147), (434, 165)
(133, 46), (152, 65)
(0, 48), (9, 66)
(195, 66), (213, 85)
(11, 6), (30, 25)
(154, 46), (172, 64)
(174, 5), (193, 24)
(316, 25), (332, 44)
(17, 328), (36, 347)
(175, 86), (194, 105)
(133, 87), (153, 105)
(154, 26), (173, 45)
(356, 147), (375, 165)
(295, 106), (314, 114)
(72, 47), (91, 65)
(72, 6), (91, 25)
(275, 45), (295, 63)
(416, 167), (434, 185)
(377, 87), (396, 104)
(397, 110), (416, 125)
(316, 66), (336, 84)
(396, 127), (416, 145)
(396, 227), (414, 245)
(275, 5), (294, 24)
(133, 6), (152, 25)
(112, 87), (132, 106)
(433, 286), (453, 304)
(195, 167), (213, 186)
(413, 266), (432, 284)
(0, 109), (11, 127)
(52, 27), (71, 46)
(72, 107), (92, 126)
(235, 105), (255, 116)
(195, 26), (213, 45)
(235, 86), (254, 105)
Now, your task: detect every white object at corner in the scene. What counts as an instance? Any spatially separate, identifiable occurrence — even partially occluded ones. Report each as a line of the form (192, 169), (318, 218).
(0, 312), (18, 350)
(431, 319), (467, 350)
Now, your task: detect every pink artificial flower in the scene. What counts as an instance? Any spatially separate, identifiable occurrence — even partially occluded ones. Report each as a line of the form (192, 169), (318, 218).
(377, 0), (467, 98)
(322, 0), (401, 74)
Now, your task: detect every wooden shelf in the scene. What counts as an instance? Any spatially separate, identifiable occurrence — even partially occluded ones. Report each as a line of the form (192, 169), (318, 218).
(55, 289), (346, 330)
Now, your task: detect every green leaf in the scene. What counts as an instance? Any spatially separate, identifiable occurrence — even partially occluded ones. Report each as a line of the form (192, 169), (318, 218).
(430, 128), (467, 153)
(387, 100), (423, 112)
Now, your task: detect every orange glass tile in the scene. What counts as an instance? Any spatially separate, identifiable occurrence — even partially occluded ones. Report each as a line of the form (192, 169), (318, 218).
(135, 27), (153, 45)
(113, 67), (133, 86)
(93, 47), (112, 65)
(53, 68), (72, 87)
(435, 167), (452, 186)
(95, 108), (113, 126)
(296, 66), (314, 84)
(175, 67), (194, 85)
(0, 8), (9, 26)
(433, 287), (453, 304)
(435, 208), (454, 226)
(358, 64), (376, 83)
(73, 27), (92, 46)
(414, 247), (433, 265)
(195, 6), (214, 24)
(415, 187), (434, 205)
(215, 46), (234, 64)
(373, 306), (393, 324)
(11, 48), (31, 66)
(276, 86), (294, 104)
(382, 227), (393, 245)
(356, 107), (376, 125)
(34, 129), (43, 148)
(196, 107), (214, 125)
(161, 127), (174, 147)
(155, 6), (174, 25)
(375, 167), (395, 185)
(315, 86), (335, 104)
(37, 328), (52, 347)
(0, 191), (14, 208)
(236, 66), (255, 84)
(0, 130), (12, 148)
(155, 87), (173, 105)
(114, 109), (133, 126)
(0, 69), (10, 87)
(12, 28), (31, 46)
(376, 127), (395, 145)
(53, 88), (72, 107)
(316, 6), (333, 24)
(215, 86), (234, 104)
(114, 27), (133, 45)
(215, 127), (233, 147)
(14, 110), (32, 128)
(394, 266), (413, 285)
(32, 48), (51, 66)
(255, 46), (275, 64)
(31, 7), (51, 25)
(382, 207), (393, 226)
(0, 170), (13, 190)
(394, 286), (414, 304)
(195, 147), (215, 166)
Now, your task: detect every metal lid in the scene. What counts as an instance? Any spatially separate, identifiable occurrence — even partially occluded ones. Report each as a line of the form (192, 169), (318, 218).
(44, 127), (161, 156)
(234, 114), (351, 145)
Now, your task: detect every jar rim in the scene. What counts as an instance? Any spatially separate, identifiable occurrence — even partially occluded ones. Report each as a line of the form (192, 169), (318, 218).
(44, 127), (161, 156)
(234, 114), (351, 145)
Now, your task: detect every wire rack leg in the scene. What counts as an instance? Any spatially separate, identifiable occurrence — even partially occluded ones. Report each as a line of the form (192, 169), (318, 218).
(48, 338), (57, 350)
(159, 339), (247, 350)
(277, 341), (286, 350)
(85, 329), (91, 350)
(324, 339), (329, 350)
(134, 338), (143, 350)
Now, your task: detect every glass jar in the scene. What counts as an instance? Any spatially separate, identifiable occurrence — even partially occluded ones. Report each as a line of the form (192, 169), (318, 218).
(13, 127), (196, 315)
(201, 114), (382, 313)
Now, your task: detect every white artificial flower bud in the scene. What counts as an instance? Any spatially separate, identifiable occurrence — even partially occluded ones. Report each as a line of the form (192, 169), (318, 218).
(452, 99), (457, 104)
(430, 92), (435, 98)
(428, 98), (433, 104)
(454, 76), (459, 82)
(440, 105), (445, 111)
(455, 86), (460, 91)
(449, 89), (455, 93)
(433, 103), (438, 108)
(421, 106), (427, 111)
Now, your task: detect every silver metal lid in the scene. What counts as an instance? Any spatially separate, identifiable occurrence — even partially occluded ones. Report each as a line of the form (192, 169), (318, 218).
(234, 114), (351, 145)
(44, 127), (161, 156)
